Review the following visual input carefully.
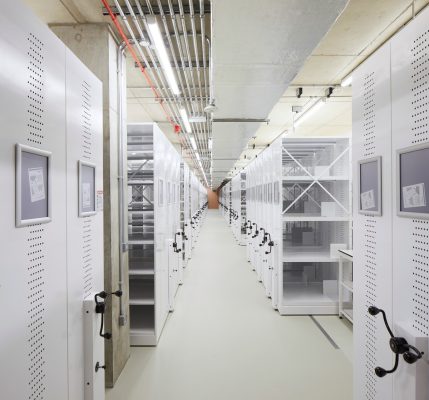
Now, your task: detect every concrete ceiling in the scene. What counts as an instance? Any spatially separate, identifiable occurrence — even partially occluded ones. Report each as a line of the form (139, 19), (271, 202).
(210, 0), (349, 187)
(22, 0), (429, 189)
(22, 0), (103, 23)
(226, 0), (429, 182)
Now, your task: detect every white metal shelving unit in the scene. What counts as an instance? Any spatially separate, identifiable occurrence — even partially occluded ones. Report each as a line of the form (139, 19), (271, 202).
(338, 249), (353, 323)
(245, 138), (282, 306)
(279, 137), (352, 315)
(127, 124), (161, 346)
(240, 172), (247, 245)
(225, 136), (351, 315)
(126, 123), (207, 346)
(228, 172), (246, 245)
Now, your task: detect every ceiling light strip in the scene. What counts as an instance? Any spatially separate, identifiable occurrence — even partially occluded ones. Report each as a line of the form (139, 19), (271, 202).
(294, 98), (326, 128)
(146, 16), (180, 95)
(101, 0), (176, 130)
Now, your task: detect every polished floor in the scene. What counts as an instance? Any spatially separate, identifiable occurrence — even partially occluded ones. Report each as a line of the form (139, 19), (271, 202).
(107, 210), (353, 400)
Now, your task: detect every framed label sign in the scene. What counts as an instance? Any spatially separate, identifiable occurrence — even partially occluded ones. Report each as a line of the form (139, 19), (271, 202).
(78, 160), (96, 217)
(397, 143), (429, 218)
(358, 156), (382, 216)
(16, 144), (52, 227)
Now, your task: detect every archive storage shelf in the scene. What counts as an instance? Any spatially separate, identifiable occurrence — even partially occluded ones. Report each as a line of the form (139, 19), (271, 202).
(279, 137), (351, 315)
(229, 172), (246, 245)
(243, 136), (351, 315)
(240, 172), (247, 244)
(127, 124), (157, 344)
(126, 123), (208, 346)
(127, 123), (182, 346)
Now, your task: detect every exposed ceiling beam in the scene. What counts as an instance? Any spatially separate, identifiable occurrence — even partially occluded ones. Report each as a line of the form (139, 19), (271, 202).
(59, 0), (87, 22)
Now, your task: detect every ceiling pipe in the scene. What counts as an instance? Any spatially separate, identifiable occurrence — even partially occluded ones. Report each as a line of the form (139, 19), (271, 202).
(164, 0), (203, 174)
(200, 0), (212, 180)
(128, 1), (201, 177)
(135, 0), (189, 128)
(114, 0), (182, 130)
(149, 0), (195, 158)
(117, 41), (127, 327)
(100, 0), (177, 130)
(177, 0), (210, 179)
(102, 3), (211, 16)
(178, 0), (206, 166)
(189, 0), (209, 167)
(125, 0), (182, 122)
(213, 118), (269, 123)
(133, 0), (202, 176)
(104, 0), (210, 185)
(205, 36), (214, 108)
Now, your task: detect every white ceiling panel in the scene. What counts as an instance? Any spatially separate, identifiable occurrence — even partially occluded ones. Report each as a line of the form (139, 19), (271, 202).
(210, 0), (349, 186)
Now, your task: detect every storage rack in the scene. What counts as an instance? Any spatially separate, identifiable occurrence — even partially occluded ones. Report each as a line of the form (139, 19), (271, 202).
(338, 249), (353, 323)
(126, 123), (208, 346)
(127, 123), (207, 346)
(127, 125), (157, 345)
(243, 136), (351, 315)
(240, 172), (247, 245)
(279, 137), (351, 315)
(229, 172), (247, 245)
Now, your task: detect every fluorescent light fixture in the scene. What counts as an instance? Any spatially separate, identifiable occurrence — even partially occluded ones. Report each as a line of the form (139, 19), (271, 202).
(195, 152), (201, 162)
(190, 136), (197, 150)
(294, 98), (326, 128)
(147, 17), (180, 95)
(341, 75), (352, 87)
(179, 108), (192, 133)
(189, 115), (207, 123)
(208, 138), (212, 150)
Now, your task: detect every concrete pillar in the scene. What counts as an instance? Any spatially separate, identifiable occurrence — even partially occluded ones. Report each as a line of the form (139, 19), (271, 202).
(50, 23), (130, 388)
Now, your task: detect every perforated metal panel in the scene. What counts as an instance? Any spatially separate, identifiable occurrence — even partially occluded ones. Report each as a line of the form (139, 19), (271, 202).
(411, 219), (429, 336)
(363, 72), (376, 157)
(352, 43), (393, 400)
(65, 48), (104, 400)
(27, 224), (47, 400)
(391, 9), (429, 398)
(27, 33), (46, 146)
(411, 31), (429, 145)
(362, 217), (378, 400)
(0, 1), (68, 398)
(81, 80), (93, 159)
(83, 218), (94, 298)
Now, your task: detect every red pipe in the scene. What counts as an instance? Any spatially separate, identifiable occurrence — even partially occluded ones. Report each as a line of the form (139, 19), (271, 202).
(101, 0), (177, 131)
(101, 1), (203, 176)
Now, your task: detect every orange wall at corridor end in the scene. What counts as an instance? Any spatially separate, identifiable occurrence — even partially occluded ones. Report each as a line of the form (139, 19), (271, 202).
(207, 189), (219, 209)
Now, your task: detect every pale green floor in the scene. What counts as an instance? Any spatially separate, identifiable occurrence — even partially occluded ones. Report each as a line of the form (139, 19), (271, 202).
(107, 210), (353, 400)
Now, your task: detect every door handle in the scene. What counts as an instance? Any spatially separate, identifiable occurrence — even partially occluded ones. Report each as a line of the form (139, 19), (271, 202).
(265, 233), (274, 254)
(252, 223), (259, 238)
(368, 306), (424, 377)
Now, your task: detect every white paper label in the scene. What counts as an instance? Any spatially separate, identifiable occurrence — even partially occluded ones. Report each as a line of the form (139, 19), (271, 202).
(361, 189), (375, 210)
(82, 183), (91, 208)
(403, 183), (426, 208)
(96, 190), (104, 211)
(28, 167), (45, 202)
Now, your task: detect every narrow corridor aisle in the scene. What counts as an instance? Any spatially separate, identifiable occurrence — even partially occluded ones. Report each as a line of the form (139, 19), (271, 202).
(107, 210), (352, 400)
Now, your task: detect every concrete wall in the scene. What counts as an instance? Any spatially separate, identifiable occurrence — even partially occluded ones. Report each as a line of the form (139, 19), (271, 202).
(51, 23), (130, 388)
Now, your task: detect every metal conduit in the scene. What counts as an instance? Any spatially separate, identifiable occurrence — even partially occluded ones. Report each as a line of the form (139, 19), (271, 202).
(104, 0), (212, 185)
